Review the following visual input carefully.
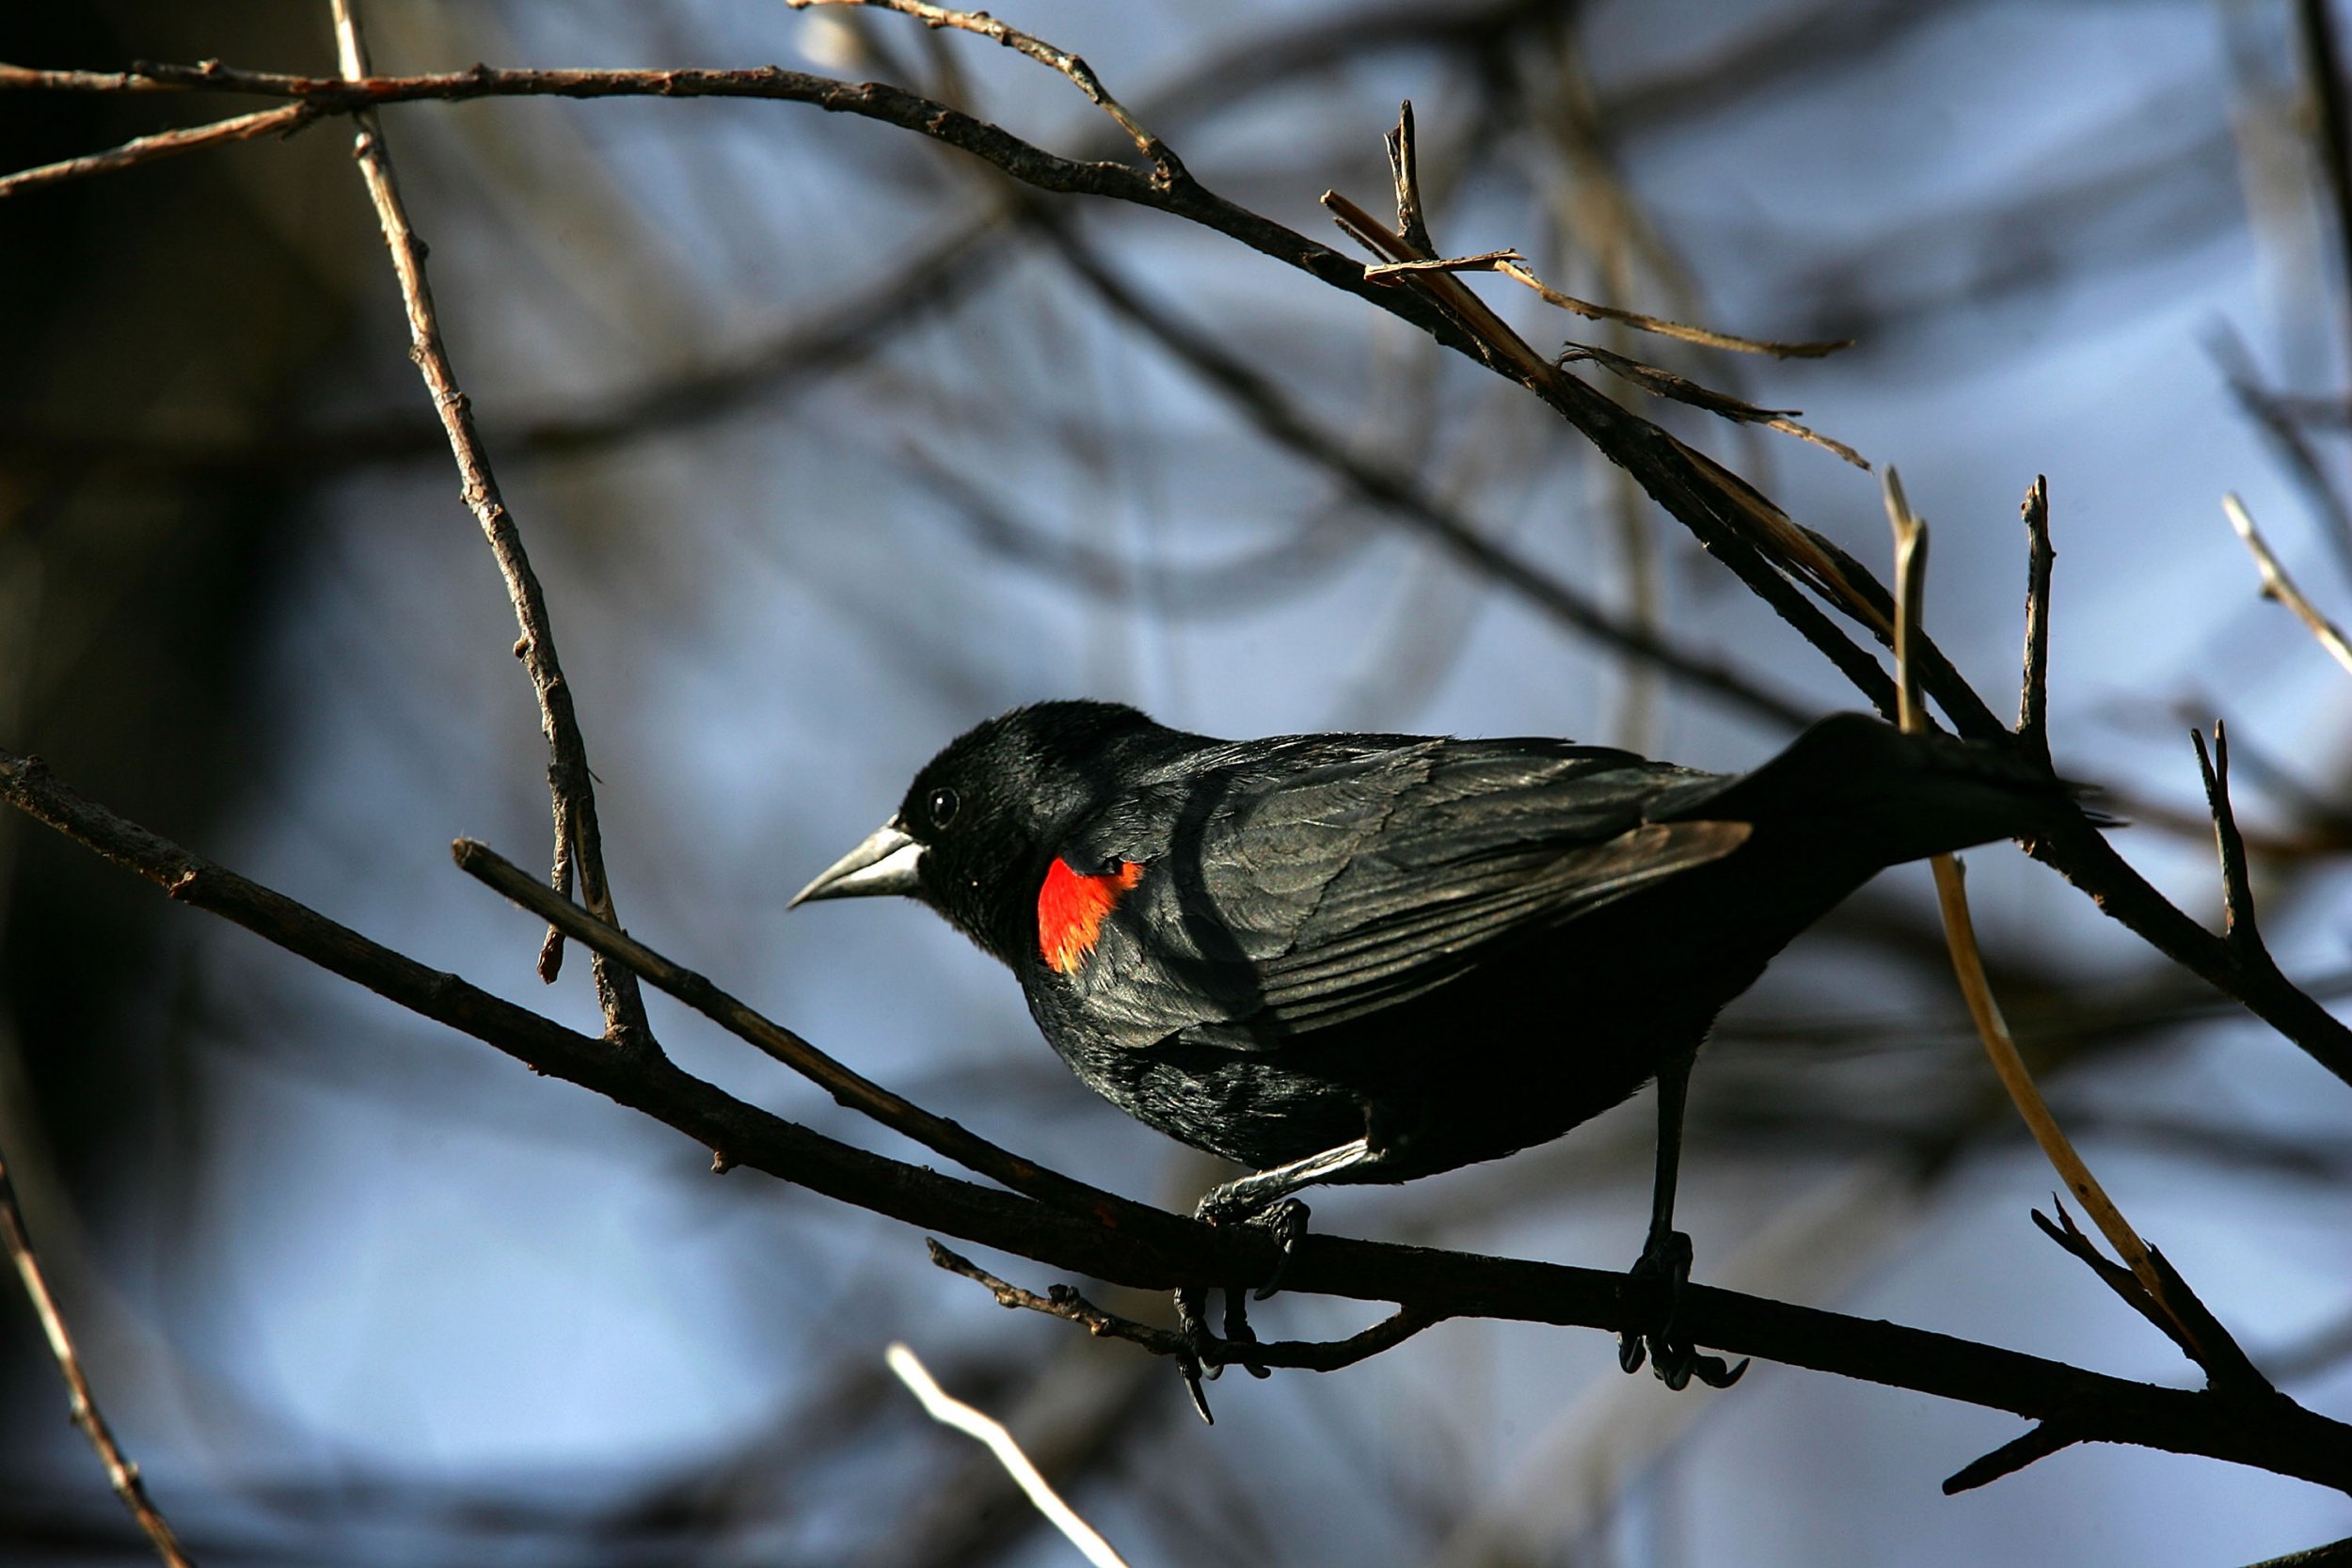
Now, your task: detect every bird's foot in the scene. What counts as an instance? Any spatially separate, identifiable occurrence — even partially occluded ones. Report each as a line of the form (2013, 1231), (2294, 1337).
(1171, 1194), (1317, 1414)
(1617, 1228), (1748, 1391)
(1241, 1196), (1312, 1301)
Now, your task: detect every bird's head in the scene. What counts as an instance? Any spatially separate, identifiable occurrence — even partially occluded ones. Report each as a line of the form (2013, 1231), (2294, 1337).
(790, 699), (1176, 966)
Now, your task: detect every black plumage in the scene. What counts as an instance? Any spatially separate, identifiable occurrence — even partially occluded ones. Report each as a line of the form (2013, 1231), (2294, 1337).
(795, 700), (2067, 1387)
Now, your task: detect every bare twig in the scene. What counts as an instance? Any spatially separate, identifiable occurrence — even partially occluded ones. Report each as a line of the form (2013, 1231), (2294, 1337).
(1556, 340), (1867, 467)
(787, 0), (1179, 177)
(0, 64), (183, 91)
(6, 746), (2352, 1490)
(926, 1243), (1441, 1373)
(2224, 493), (2352, 677)
(2018, 475), (2054, 769)
(0, 102), (313, 198)
(1941, 1418), (2083, 1496)
(2298, 0), (2352, 567)
(1361, 248), (1526, 281)
(2192, 724), (2281, 974)
(1384, 97), (1434, 254)
(1886, 472), (2207, 1366)
(883, 1341), (1135, 1568)
(2212, 333), (2352, 581)
(0, 1143), (196, 1568)
(1363, 245), (1853, 359)
(327, 0), (653, 1049)
(1497, 255), (1851, 357)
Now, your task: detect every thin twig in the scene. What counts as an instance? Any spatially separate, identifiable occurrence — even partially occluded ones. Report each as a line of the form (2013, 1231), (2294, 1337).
(0, 102), (313, 198)
(1556, 340), (1867, 467)
(1885, 471), (2192, 1350)
(2212, 331), (2352, 582)
(1361, 248), (1525, 280)
(1363, 243), (1853, 358)
(452, 837), (1128, 1221)
(326, 0), (653, 1049)
(926, 1242), (1441, 1373)
(1942, 1418), (2083, 1496)
(2224, 493), (2352, 677)
(2018, 475), (2054, 769)
(1385, 96), (1434, 254)
(2192, 724), (2280, 974)
(0, 1142), (196, 1568)
(787, 0), (1179, 177)
(2297, 0), (2352, 581)
(1497, 255), (1851, 357)
(883, 1341), (1135, 1568)
(1333, 181), (1885, 616)
(0, 64), (182, 91)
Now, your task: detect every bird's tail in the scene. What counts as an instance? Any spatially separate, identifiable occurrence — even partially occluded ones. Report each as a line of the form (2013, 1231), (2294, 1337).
(1669, 713), (2084, 865)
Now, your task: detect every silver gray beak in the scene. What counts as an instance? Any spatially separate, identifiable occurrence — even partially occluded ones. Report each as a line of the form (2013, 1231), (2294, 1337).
(790, 820), (925, 907)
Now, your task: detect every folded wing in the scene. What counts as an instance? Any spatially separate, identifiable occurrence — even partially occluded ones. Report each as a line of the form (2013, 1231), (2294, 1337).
(1059, 737), (1751, 1051)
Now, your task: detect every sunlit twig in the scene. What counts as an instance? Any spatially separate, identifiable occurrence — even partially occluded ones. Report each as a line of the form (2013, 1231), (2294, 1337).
(0, 1144), (195, 1568)
(886, 1341), (1135, 1568)
(2223, 493), (2352, 678)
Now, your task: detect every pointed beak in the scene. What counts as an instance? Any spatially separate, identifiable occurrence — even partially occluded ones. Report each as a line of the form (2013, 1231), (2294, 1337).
(790, 820), (925, 908)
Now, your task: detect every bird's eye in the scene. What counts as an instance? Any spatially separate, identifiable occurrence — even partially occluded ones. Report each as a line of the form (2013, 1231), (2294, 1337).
(927, 786), (961, 829)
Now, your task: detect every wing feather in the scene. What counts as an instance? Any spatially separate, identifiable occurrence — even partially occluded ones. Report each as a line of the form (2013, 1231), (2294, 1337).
(1057, 738), (1751, 1050)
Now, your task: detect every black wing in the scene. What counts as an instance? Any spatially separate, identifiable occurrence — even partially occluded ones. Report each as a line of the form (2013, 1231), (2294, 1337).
(1055, 736), (1750, 1052)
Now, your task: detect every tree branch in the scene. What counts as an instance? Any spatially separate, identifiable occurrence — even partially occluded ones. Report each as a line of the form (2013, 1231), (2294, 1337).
(0, 1141), (197, 1568)
(326, 3), (654, 1050)
(6, 744), (2352, 1493)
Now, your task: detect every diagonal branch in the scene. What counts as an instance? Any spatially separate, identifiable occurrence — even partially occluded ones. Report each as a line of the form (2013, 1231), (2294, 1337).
(9, 24), (2352, 1087)
(7, 745), (2352, 1494)
(2224, 493), (2352, 677)
(1888, 476), (2272, 1415)
(788, 0), (1178, 176)
(452, 837), (1130, 1223)
(0, 101), (316, 198)
(326, 1), (653, 1050)
(0, 1141), (197, 1568)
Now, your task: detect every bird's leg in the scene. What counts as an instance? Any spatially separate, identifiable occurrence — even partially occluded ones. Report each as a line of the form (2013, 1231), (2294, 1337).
(1618, 1045), (1748, 1391)
(1176, 1137), (1373, 1405)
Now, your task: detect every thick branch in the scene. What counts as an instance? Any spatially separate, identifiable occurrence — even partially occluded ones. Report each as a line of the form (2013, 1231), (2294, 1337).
(6, 746), (2352, 1493)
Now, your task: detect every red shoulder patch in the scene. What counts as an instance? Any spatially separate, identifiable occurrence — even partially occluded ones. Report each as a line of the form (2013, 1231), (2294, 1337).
(1038, 857), (1145, 974)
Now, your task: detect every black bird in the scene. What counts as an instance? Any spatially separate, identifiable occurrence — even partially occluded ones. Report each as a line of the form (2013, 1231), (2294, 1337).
(794, 701), (2061, 1389)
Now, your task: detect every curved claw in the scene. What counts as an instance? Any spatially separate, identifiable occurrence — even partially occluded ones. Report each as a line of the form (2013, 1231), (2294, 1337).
(1174, 1285), (1220, 1422)
(1219, 1283), (1273, 1379)
(1251, 1196), (1311, 1301)
(1178, 1353), (1216, 1424)
(1700, 1354), (1752, 1389)
(1175, 1190), (1318, 1391)
(1619, 1228), (1742, 1392)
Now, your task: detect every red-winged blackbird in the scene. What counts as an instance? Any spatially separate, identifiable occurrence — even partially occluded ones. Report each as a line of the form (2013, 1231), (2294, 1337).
(795, 701), (2063, 1389)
